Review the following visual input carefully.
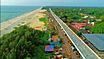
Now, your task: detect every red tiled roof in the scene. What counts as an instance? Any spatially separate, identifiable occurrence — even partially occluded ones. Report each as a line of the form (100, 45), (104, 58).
(71, 22), (86, 31)
(49, 35), (60, 42)
(87, 24), (93, 27)
(84, 20), (89, 23)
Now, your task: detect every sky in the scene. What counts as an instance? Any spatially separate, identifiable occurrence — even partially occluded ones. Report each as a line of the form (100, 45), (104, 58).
(1, 0), (104, 7)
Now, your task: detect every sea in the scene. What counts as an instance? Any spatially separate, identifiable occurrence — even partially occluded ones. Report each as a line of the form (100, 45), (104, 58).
(0, 6), (40, 23)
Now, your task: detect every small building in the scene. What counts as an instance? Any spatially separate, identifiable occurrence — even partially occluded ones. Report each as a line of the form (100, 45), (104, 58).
(95, 19), (102, 22)
(82, 34), (104, 59)
(48, 35), (60, 42)
(54, 55), (63, 59)
(45, 45), (54, 52)
(48, 35), (60, 45)
(83, 16), (89, 18)
(52, 36), (60, 41)
(84, 20), (89, 23)
(71, 22), (86, 31)
(90, 16), (95, 18)
(50, 42), (60, 45)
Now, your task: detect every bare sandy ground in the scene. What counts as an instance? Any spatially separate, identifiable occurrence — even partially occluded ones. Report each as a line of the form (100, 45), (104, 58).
(0, 8), (47, 36)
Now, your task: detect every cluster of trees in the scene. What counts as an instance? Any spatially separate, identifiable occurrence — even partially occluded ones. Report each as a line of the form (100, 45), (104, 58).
(51, 7), (104, 19)
(43, 6), (104, 22)
(100, 16), (104, 21)
(43, 7), (104, 23)
(43, 7), (81, 23)
(52, 8), (81, 22)
(0, 25), (49, 59)
(43, 6), (104, 34)
(91, 15), (104, 34)
(81, 8), (104, 19)
(91, 22), (104, 34)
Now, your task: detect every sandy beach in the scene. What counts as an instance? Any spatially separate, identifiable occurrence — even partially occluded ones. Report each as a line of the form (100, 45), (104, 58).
(0, 8), (47, 36)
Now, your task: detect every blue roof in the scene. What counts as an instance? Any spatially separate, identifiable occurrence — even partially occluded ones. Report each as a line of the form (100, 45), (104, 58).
(45, 45), (54, 51)
(50, 42), (60, 45)
(83, 34), (104, 51)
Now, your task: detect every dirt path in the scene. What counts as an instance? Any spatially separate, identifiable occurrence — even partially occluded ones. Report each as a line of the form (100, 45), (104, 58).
(48, 12), (80, 59)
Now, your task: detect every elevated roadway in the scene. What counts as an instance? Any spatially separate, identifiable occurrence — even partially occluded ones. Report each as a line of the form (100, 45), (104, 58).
(49, 9), (101, 59)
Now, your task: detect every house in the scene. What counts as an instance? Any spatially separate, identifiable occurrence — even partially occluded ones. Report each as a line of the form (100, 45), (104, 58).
(84, 20), (89, 23)
(48, 35), (60, 42)
(48, 36), (60, 45)
(95, 19), (102, 22)
(45, 45), (54, 52)
(83, 16), (89, 18)
(50, 42), (60, 45)
(81, 15), (89, 18)
(71, 22), (86, 31)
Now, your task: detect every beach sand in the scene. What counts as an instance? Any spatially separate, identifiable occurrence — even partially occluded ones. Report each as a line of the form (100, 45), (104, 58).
(0, 8), (47, 36)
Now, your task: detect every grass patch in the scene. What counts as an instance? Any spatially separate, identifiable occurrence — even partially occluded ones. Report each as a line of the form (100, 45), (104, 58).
(39, 18), (48, 26)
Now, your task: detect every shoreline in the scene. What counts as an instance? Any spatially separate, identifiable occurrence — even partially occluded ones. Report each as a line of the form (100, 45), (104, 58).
(0, 7), (42, 30)
(0, 7), (47, 36)
(0, 6), (42, 23)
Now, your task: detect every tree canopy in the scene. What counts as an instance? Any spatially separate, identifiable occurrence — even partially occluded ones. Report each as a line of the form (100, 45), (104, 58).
(100, 16), (104, 21)
(91, 22), (104, 34)
(0, 25), (49, 59)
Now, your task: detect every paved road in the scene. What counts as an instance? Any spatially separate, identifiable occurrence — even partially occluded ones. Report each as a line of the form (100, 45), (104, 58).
(50, 9), (101, 59)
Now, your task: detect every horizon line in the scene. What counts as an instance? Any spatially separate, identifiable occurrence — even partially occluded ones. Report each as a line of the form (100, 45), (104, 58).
(1, 5), (104, 8)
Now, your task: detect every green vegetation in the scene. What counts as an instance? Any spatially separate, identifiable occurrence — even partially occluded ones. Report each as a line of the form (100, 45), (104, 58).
(44, 6), (104, 34)
(39, 18), (48, 26)
(91, 15), (104, 34)
(85, 26), (91, 30)
(0, 25), (49, 59)
(57, 40), (63, 48)
(100, 16), (104, 21)
(53, 8), (81, 23)
(44, 7), (104, 23)
(91, 22), (104, 34)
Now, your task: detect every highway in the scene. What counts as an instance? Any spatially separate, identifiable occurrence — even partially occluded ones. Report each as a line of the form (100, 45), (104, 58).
(49, 9), (101, 59)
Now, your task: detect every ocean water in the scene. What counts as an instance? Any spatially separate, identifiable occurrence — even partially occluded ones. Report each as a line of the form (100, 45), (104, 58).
(0, 6), (40, 23)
